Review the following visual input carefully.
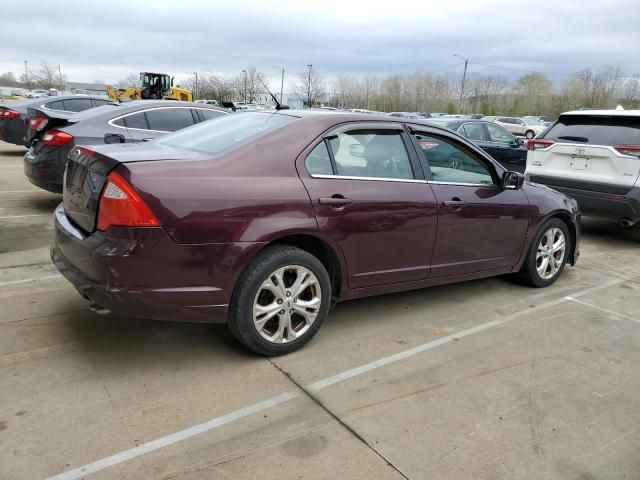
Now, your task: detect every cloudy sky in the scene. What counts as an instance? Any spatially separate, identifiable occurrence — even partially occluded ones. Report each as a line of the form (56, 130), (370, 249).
(1, 0), (639, 88)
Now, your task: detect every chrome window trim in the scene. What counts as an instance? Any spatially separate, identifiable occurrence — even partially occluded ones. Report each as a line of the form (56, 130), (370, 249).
(427, 180), (496, 187)
(309, 173), (427, 184)
(107, 106), (228, 133)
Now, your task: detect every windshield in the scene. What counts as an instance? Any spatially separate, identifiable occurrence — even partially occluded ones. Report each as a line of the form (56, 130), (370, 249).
(156, 112), (297, 155)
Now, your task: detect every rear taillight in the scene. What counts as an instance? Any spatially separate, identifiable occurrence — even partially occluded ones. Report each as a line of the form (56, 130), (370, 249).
(42, 130), (73, 146)
(28, 116), (47, 131)
(527, 139), (555, 151)
(97, 171), (160, 231)
(613, 145), (640, 158)
(0, 109), (19, 119)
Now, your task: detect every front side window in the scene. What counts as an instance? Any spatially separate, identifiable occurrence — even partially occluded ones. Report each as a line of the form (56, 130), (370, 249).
(486, 123), (515, 144)
(413, 132), (494, 185)
(461, 123), (488, 141)
(327, 129), (414, 180)
(146, 108), (195, 132)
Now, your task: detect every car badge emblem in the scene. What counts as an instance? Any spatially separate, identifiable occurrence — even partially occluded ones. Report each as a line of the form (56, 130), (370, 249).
(575, 147), (585, 155)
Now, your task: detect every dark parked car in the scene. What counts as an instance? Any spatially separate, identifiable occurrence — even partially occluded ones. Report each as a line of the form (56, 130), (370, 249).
(24, 100), (228, 193)
(428, 118), (528, 172)
(0, 95), (110, 147)
(52, 111), (580, 356)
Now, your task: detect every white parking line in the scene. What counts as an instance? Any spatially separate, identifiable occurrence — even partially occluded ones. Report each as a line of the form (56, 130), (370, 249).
(565, 296), (640, 324)
(45, 278), (623, 480)
(0, 213), (51, 219)
(0, 274), (62, 287)
(0, 190), (42, 194)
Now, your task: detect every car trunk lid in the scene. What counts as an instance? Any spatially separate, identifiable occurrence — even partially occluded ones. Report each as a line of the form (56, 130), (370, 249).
(63, 143), (207, 233)
(24, 107), (76, 144)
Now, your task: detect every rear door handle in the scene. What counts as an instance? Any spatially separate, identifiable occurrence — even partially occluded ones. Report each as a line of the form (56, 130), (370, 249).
(318, 196), (353, 208)
(443, 200), (466, 207)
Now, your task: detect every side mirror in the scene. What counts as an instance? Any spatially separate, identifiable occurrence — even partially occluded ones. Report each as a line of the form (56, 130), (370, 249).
(104, 133), (125, 144)
(502, 171), (523, 190)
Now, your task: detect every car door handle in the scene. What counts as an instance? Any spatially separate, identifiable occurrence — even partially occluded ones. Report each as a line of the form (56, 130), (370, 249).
(443, 199), (466, 207)
(319, 196), (353, 208)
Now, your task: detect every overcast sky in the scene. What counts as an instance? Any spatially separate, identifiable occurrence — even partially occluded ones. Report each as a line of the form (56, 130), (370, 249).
(1, 0), (639, 88)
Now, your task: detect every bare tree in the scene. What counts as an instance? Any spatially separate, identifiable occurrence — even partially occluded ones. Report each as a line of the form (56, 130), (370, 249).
(32, 60), (59, 90)
(294, 65), (324, 108)
(115, 73), (139, 89)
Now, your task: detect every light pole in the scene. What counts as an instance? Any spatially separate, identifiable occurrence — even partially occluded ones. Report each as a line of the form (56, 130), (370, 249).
(272, 65), (284, 104)
(24, 60), (31, 92)
(242, 70), (247, 104)
(306, 64), (313, 108)
(193, 72), (198, 100)
(453, 53), (469, 114)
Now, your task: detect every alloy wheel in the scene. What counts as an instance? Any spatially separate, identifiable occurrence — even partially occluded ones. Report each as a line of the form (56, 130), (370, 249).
(252, 265), (321, 343)
(536, 227), (566, 280)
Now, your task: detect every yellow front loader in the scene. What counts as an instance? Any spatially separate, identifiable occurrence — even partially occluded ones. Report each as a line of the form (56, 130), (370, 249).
(107, 72), (192, 102)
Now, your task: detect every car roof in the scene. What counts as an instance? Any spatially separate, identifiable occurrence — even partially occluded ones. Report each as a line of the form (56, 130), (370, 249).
(65, 100), (226, 121)
(560, 109), (640, 117)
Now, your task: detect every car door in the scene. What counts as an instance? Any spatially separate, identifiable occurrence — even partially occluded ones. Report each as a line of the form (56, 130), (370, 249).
(408, 126), (530, 278)
(484, 122), (527, 171)
(299, 123), (438, 289)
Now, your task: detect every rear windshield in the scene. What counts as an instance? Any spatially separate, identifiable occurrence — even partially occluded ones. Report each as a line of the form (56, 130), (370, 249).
(155, 112), (297, 155)
(544, 115), (640, 146)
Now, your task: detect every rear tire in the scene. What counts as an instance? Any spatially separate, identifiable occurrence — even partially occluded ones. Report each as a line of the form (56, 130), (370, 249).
(525, 130), (535, 139)
(228, 245), (331, 356)
(517, 218), (570, 288)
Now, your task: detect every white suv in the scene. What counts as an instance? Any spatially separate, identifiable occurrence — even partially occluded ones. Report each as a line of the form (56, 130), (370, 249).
(526, 110), (640, 226)
(495, 117), (547, 139)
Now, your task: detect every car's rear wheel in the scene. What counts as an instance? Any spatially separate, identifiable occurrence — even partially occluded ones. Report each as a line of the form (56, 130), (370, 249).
(525, 130), (535, 139)
(228, 245), (331, 356)
(517, 218), (570, 287)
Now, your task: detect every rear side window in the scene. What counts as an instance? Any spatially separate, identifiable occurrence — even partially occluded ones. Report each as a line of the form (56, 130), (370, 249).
(92, 99), (111, 107)
(196, 108), (225, 121)
(156, 112), (296, 155)
(305, 142), (334, 175)
(461, 123), (488, 141)
(146, 108), (195, 132)
(46, 100), (65, 111)
(544, 115), (640, 146)
(328, 129), (414, 180)
(123, 112), (148, 130)
(63, 98), (94, 112)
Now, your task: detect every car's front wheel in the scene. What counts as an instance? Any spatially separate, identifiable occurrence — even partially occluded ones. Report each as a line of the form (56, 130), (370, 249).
(517, 218), (571, 287)
(228, 245), (331, 356)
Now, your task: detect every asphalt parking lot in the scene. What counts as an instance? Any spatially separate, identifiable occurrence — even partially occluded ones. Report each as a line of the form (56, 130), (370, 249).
(1, 139), (640, 480)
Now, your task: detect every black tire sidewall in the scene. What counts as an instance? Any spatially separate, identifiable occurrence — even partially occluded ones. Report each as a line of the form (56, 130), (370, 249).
(229, 246), (331, 356)
(526, 130), (535, 139)
(524, 218), (571, 287)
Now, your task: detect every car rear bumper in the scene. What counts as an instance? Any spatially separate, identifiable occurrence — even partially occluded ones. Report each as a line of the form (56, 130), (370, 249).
(24, 149), (63, 193)
(51, 205), (264, 324)
(530, 175), (640, 222)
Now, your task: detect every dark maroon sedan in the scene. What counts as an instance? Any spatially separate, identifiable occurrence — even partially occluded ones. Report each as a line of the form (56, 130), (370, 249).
(51, 111), (580, 355)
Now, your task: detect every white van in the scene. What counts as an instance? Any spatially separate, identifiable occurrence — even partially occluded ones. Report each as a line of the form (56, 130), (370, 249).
(526, 110), (640, 226)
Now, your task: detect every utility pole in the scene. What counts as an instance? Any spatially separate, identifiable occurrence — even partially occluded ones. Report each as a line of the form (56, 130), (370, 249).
(242, 70), (247, 104)
(307, 64), (313, 108)
(58, 64), (64, 93)
(24, 60), (31, 92)
(453, 53), (469, 114)
(193, 72), (198, 100)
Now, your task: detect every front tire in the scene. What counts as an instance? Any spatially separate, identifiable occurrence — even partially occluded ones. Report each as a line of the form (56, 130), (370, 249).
(228, 245), (331, 356)
(517, 218), (570, 287)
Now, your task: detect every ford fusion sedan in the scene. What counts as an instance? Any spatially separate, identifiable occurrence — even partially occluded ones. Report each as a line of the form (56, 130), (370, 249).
(24, 100), (227, 193)
(0, 95), (110, 146)
(52, 111), (580, 356)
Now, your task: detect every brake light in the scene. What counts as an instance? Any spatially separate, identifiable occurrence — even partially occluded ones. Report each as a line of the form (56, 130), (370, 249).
(42, 130), (73, 146)
(97, 171), (160, 231)
(614, 145), (640, 158)
(0, 109), (19, 119)
(527, 139), (555, 151)
(28, 116), (47, 131)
